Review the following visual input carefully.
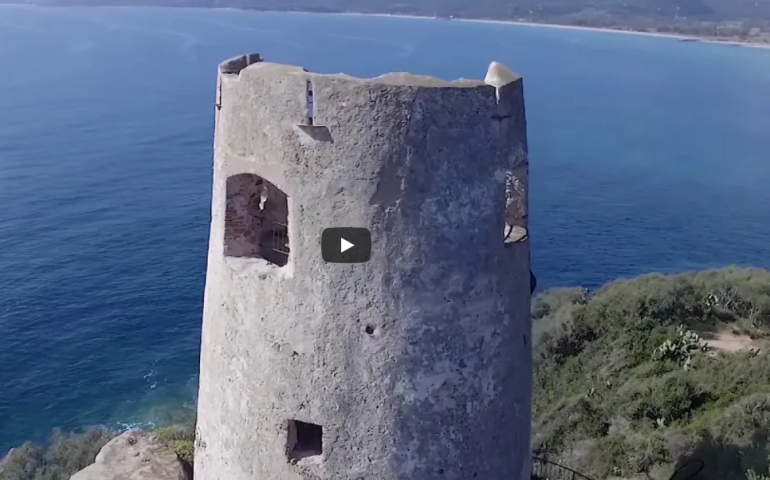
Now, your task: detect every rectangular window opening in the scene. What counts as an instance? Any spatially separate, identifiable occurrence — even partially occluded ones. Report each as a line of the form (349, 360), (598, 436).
(224, 173), (289, 266)
(287, 420), (323, 463)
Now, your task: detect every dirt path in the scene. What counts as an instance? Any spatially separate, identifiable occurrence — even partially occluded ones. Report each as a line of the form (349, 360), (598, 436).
(706, 331), (763, 353)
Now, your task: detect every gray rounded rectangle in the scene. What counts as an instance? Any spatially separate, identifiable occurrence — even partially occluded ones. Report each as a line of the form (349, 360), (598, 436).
(321, 227), (372, 263)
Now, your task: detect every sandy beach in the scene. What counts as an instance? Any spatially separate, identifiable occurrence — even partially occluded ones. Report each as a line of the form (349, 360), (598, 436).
(342, 12), (770, 50)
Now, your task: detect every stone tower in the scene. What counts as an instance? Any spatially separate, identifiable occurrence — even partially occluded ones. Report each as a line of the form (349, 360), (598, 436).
(195, 53), (532, 480)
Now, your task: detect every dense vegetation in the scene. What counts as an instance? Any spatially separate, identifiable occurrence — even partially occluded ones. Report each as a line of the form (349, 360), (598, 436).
(533, 267), (770, 480)
(0, 429), (112, 480)
(3, 0), (770, 43)
(0, 425), (194, 480)
(4, 267), (770, 479)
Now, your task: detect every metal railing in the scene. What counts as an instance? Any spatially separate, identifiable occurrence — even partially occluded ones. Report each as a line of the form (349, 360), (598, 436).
(268, 220), (289, 256)
(532, 457), (593, 480)
(531, 457), (704, 480)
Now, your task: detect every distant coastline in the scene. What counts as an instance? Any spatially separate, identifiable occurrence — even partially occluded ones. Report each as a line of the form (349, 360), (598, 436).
(0, 0), (770, 49)
(2, 1), (770, 49)
(341, 12), (770, 50)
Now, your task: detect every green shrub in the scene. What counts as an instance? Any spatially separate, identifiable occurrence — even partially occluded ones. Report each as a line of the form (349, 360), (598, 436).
(654, 325), (709, 370)
(153, 425), (195, 465)
(532, 267), (770, 480)
(0, 428), (113, 480)
(624, 373), (709, 427)
(532, 287), (588, 320)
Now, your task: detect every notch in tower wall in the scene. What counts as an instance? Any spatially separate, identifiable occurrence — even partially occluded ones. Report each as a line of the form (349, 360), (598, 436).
(215, 79), (222, 111)
(306, 80), (314, 126)
(218, 53), (263, 76)
(295, 76), (333, 142)
(216, 54), (263, 111)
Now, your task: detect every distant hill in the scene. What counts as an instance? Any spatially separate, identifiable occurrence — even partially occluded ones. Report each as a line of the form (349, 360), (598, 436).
(3, 0), (770, 43)
(533, 267), (770, 480)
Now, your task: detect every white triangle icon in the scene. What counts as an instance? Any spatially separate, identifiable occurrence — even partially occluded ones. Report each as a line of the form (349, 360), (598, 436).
(340, 238), (354, 253)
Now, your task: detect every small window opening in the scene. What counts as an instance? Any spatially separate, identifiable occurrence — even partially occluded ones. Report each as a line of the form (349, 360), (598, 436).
(287, 420), (323, 463)
(224, 173), (289, 266)
(503, 170), (528, 244)
(306, 80), (314, 126)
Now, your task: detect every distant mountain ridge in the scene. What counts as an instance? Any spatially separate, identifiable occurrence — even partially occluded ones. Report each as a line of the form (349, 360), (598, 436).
(4, 0), (770, 20)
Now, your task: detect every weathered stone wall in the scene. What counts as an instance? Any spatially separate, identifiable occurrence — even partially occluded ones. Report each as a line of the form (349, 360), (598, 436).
(196, 54), (532, 480)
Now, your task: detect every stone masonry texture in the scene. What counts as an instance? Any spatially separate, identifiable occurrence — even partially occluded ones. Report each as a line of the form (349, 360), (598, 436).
(195, 54), (532, 480)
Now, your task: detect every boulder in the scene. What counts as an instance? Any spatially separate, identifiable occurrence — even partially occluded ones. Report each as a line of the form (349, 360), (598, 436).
(70, 429), (190, 480)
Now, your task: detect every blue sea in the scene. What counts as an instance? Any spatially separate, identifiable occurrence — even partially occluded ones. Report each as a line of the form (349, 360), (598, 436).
(1, 5), (770, 452)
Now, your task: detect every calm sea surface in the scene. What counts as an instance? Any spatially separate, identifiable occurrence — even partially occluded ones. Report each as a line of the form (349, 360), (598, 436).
(1, 5), (769, 451)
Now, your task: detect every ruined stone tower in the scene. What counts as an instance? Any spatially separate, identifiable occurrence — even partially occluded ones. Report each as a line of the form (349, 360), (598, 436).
(195, 53), (532, 480)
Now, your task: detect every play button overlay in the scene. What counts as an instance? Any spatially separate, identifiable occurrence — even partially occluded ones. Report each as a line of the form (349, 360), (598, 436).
(340, 238), (354, 253)
(322, 228), (371, 263)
